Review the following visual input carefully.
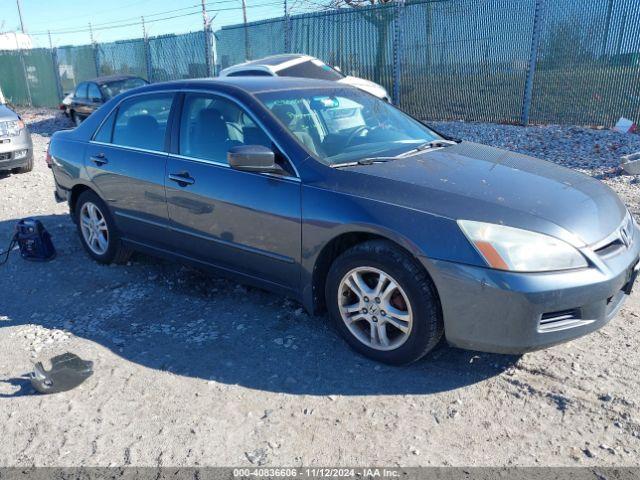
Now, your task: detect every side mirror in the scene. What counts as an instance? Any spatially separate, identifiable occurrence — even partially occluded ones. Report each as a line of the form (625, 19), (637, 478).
(228, 145), (282, 173)
(91, 97), (102, 103)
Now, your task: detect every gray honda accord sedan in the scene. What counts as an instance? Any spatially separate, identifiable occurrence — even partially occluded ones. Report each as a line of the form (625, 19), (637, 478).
(48, 77), (640, 364)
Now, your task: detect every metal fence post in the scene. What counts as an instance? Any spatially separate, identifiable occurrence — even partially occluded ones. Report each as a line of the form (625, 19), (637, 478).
(18, 49), (32, 106)
(51, 48), (63, 102)
(521, 0), (544, 126)
(49, 31), (63, 102)
(284, 0), (291, 53)
(392, 0), (405, 106)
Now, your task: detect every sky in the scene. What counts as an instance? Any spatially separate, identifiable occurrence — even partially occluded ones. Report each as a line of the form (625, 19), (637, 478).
(0, 0), (318, 47)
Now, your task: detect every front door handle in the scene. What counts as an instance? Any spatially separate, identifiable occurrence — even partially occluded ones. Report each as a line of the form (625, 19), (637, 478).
(169, 171), (195, 186)
(90, 153), (108, 166)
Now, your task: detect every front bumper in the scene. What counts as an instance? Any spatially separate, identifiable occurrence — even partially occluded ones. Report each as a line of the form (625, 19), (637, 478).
(0, 129), (33, 171)
(427, 226), (640, 354)
(0, 149), (32, 171)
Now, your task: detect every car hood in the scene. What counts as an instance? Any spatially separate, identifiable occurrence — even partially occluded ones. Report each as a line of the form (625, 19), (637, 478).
(340, 141), (626, 246)
(0, 104), (19, 121)
(337, 76), (388, 99)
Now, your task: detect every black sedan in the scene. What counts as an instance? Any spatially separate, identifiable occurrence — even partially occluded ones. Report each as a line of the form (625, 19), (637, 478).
(63, 75), (148, 126)
(48, 77), (638, 364)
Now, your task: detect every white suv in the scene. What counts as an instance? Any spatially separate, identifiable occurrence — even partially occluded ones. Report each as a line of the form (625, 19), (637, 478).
(219, 54), (391, 102)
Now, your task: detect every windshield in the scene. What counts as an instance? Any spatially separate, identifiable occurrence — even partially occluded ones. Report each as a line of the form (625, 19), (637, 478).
(277, 59), (344, 81)
(257, 88), (440, 165)
(100, 78), (148, 99)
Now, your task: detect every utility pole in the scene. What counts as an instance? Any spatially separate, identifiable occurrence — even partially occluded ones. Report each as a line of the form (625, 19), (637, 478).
(141, 16), (153, 82)
(201, 0), (212, 77)
(241, 0), (250, 60)
(141, 16), (147, 40)
(16, 0), (25, 33)
(89, 22), (100, 77)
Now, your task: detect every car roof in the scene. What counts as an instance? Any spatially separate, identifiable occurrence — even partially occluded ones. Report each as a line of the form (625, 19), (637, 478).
(239, 54), (309, 67)
(89, 74), (146, 85)
(131, 76), (346, 96)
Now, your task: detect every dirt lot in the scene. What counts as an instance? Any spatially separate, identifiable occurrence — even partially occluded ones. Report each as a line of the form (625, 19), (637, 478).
(1, 109), (640, 467)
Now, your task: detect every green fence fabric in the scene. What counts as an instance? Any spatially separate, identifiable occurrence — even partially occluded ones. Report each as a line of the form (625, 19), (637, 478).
(217, 18), (286, 70)
(0, 50), (30, 105)
(1, 0), (639, 126)
(148, 32), (208, 81)
(56, 44), (98, 95)
(97, 38), (147, 80)
(530, 0), (640, 126)
(400, 0), (535, 123)
(291, 6), (396, 94)
(22, 48), (60, 107)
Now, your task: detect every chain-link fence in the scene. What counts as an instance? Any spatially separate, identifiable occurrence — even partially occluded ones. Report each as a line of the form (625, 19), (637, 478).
(1, 0), (639, 127)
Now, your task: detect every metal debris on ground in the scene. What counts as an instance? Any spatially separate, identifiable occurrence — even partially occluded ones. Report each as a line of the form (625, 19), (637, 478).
(30, 352), (93, 394)
(621, 152), (640, 176)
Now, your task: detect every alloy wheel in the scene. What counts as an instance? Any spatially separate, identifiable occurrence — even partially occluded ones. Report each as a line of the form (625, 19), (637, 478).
(337, 266), (413, 351)
(80, 201), (109, 255)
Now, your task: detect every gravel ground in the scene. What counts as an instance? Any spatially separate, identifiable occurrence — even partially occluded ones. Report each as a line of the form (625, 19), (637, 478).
(1, 109), (640, 467)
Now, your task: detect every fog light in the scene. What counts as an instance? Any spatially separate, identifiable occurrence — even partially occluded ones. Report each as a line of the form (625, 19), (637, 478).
(14, 149), (28, 159)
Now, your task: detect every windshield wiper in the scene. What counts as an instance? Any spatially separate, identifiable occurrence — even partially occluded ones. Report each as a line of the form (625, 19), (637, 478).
(396, 139), (458, 158)
(331, 157), (395, 168)
(330, 139), (458, 168)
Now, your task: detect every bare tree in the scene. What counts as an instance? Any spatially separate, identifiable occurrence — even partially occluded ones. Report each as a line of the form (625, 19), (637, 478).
(328, 0), (396, 84)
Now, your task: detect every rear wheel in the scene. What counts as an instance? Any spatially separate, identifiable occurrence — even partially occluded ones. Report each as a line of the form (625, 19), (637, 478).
(75, 190), (132, 264)
(326, 240), (443, 365)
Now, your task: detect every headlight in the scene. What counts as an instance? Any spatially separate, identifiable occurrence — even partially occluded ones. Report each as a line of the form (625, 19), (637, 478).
(0, 120), (25, 137)
(458, 220), (587, 272)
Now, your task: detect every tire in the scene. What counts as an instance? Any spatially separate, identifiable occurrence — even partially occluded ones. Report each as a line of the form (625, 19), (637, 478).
(75, 190), (132, 265)
(71, 111), (82, 127)
(15, 155), (33, 173)
(325, 240), (443, 365)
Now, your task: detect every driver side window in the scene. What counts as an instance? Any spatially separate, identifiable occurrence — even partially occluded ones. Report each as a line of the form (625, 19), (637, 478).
(179, 93), (273, 165)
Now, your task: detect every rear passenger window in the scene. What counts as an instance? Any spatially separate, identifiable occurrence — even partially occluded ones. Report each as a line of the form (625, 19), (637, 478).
(227, 70), (272, 77)
(112, 94), (173, 151)
(94, 110), (115, 143)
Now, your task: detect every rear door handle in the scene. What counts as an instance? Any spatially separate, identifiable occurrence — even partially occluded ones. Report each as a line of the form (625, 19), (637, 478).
(90, 153), (108, 166)
(168, 171), (195, 186)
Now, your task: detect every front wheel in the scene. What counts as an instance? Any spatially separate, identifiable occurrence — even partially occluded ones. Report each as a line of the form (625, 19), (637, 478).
(71, 111), (82, 127)
(326, 240), (443, 365)
(14, 155), (33, 173)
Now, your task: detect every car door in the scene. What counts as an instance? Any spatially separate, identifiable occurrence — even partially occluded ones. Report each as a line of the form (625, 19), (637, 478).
(86, 92), (175, 247)
(72, 83), (89, 118)
(165, 92), (301, 291)
(86, 82), (104, 116)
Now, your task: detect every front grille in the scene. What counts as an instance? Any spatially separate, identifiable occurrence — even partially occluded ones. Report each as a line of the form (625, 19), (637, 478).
(593, 212), (635, 258)
(594, 238), (625, 257)
(539, 309), (585, 332)
(0, 152), (11, 161)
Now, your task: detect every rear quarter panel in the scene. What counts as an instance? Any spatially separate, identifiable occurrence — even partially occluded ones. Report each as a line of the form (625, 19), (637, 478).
(49, 131), (89, 196)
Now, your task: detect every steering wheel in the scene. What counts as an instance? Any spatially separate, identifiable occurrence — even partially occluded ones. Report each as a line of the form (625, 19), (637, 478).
(345, 125), (373, 147)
